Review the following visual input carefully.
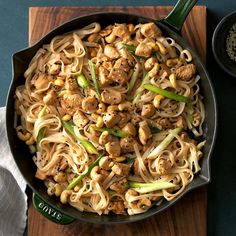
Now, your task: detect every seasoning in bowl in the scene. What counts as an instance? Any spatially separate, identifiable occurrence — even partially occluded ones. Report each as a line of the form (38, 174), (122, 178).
(226, 23), (236, 62)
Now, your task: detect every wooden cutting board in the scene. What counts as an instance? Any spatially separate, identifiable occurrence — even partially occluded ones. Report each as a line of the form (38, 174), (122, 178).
(28, 6), (207, 236)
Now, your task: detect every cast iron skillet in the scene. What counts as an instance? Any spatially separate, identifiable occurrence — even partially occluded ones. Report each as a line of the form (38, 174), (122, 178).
(6, 0), (217, 224)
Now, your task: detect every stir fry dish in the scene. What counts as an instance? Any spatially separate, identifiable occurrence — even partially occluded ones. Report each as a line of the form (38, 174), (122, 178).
(14, 22), (205, 215)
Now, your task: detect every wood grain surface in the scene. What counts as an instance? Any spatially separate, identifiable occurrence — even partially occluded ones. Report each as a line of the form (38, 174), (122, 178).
(28, 6), (207, 236)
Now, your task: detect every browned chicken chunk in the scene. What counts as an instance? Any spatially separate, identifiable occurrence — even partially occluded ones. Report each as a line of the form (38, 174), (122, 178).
(64, 77), (78, 91)
(158, 158), (172, 174)
(122, 122), (137, 136)
(108, 69), (129, 85)
(113, 58), (131, 73)
(140, 23), (162, 38)
(60, 93), (82, 115)
(103, 111), (120, 128)
(110, 179), (128, 194)
(120, 136), (136, 153)
(104, 44), (120, 59)
(175, 63), (196, 81)
(135, 43), (152, 58)
(73, 110), (89, 128)
(108, 201), (125, 215)
(101, 89), (123, 105)
(141, 104), (155, 118)
(81, 96), (98, 113)
(34, 74), (52, 91)
(118, 112), (131, 128)
(113, 24), (130, 41)
(156, 117), (173, 129)
(139, 121), (152, 145)
(98, 66), (110, 86)
(105, 141), (121, 157)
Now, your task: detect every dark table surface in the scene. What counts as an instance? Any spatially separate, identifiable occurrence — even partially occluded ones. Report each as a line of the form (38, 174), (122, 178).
(2, 1), (236, 236)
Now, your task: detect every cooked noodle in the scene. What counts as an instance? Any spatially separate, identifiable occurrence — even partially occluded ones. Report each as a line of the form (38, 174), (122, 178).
(15, 22), (205, 215)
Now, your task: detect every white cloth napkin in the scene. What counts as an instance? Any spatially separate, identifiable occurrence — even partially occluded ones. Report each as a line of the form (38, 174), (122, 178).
(0, 107), (27, 236)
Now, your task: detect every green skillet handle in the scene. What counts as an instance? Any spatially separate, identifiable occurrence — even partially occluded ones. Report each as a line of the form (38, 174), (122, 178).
(162, 0), (198, 32)
(32, 193), (75, 225)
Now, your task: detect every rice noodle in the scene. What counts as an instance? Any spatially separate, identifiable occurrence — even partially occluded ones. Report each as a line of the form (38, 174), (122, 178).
(14, 22), (206, 216)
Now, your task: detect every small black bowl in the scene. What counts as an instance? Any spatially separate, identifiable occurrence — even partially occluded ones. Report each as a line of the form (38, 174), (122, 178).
(212, 11), (236, 77)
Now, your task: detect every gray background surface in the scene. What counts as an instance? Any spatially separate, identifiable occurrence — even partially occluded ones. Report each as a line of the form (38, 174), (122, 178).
(2, 1), (236, 235)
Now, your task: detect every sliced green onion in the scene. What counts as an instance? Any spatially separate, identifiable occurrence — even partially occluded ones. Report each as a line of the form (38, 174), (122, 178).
(149, 125), (160, 134)
(62, 120), (98, 155)
(36, 128), (45, 143)
(77, 73), (89, 90)
(147, 127), (182, 159)
(107, 190), (116, 197)
(144, 83), (191, 103)
(129, 181), (176, 193)
(186, 102), (194, 124)
(38, 105), (47, 118)
(36, 105), (47, 143)
(94, 126), (129, 138)
(67, 152), (105, 190)
(122, 43), (136, 55)
(127, 63), (140, 95)
(88, 60), (101, 99)
(123, 43), (145, 60)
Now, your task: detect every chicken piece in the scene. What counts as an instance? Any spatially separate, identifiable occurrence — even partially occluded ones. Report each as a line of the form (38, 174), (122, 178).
(104, 44), (120, 59)
(139, 121), (152, 145)
(113, 58), (130, 73)
(100, 169), (110, 179)
(60, 93), (82, 115)
(120, 136), (136, 153)
(108, 68), (129, 85)
(118, 112), (131, 128)
(43, 90), (57, 105)
(81, 96), (98, 113)
(175, 63), (196, 81)
(156, 117), (173, 129)
(141, 104), (155, 118)
(122, 122), (137, 136)
(101, 89), (123, 105)
(108, 201), (125, 215)
(118, 47), (136, 67)
(105, 141), (121, 157)
(98, 66), (110, 86)
(103, 111), (120, 128)
(113, 24), (131, 41)
(140, 22), (162, 38)
(111, 163), (130, 176)
(175, 115), (187, 129)
(135, 43), (152, 58)
(133, 159), (140, 176)
(64, 77), (78, 91)
(73, 110), (89, 128)
(48, 64), (61, 75)
(34, 74), (52, 91)
(158, 158), (172, 174)
(110, 179), (128, 194)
